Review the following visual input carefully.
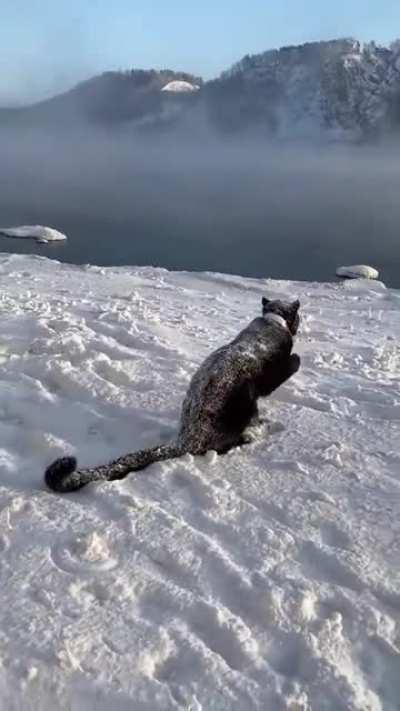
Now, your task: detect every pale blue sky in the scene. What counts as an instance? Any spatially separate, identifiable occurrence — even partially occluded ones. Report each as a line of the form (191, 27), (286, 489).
(1, 0), (400, 104)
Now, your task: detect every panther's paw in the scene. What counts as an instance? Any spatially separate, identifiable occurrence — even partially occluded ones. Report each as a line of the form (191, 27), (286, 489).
(289, 353), (301, 374)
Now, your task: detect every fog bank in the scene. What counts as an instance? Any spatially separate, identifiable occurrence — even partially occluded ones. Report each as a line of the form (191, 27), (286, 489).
(1, 125), (399, 286)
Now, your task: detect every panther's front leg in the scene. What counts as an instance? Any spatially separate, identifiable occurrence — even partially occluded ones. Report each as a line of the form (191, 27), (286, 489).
(287, 353), (301, 377)
(258, 353), (301, 397)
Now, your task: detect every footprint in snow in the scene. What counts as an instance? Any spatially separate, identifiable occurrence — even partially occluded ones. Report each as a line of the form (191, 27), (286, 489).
(266, 630), (317, 681)
(50, 531), (118, 575)
(358, 635), (400, 709)
(171, 468), (215, 511)
(186, 599), (259, 672)
(93, 358), (135, 388)
(297, 540), (363, 593)
(319, 522), (352, 550)
(0, 534), (9, 552)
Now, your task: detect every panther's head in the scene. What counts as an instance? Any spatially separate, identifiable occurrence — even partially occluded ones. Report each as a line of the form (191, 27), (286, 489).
(262, 297), (300, 336)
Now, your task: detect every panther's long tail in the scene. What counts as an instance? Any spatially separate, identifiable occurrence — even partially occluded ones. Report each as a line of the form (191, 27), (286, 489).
(45, 443), (185, 493)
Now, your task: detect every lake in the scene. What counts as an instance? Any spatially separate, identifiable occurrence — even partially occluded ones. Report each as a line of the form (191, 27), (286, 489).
(1, 136), (399, 286)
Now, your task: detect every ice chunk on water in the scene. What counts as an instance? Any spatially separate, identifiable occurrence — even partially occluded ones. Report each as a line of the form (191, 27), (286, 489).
(336, 264), (379, 279)
(0, 225), (67, 242)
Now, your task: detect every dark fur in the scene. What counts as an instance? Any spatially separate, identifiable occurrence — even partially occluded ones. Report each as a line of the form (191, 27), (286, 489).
(45, 298), (301, 492)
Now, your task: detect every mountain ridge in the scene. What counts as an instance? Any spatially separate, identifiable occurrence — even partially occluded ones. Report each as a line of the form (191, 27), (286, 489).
(2, 38), (400, 141)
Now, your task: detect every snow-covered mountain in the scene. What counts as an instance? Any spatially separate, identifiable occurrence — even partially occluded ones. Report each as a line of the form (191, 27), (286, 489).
(0, 69), (203, 130)
(2, 39), (400, 141)
(208, 38), (400, 140)
(0, 253), (399, 709)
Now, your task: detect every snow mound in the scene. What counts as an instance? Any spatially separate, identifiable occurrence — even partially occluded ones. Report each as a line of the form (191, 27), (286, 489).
(0, 254), (399, 710)
(343, 278), (387, 293)
(0, 225), (67, 243)
(161, 80), (200, 93)
(336, 264), (379, 280)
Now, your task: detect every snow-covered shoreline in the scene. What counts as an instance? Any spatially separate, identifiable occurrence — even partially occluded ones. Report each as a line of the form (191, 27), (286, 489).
(0, 253), (399, 710)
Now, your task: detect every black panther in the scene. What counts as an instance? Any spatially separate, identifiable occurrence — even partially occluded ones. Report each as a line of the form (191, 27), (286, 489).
(45, 297), (301, 493)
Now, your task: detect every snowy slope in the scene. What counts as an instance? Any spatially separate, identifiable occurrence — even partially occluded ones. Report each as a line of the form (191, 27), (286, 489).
(214, 39), (400, 140)
(0, 253), (399, 710)
(161, 81), (200, 93)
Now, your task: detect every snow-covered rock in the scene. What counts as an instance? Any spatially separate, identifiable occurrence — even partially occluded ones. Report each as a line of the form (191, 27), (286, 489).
(0, 225), (67, 242)
(161, 79), (200, 93)
(0, 253), (399, 710)
(337, 264), (379, 279)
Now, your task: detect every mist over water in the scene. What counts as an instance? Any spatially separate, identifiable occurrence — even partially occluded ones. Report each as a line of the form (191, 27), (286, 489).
(1, 126), (399, 286)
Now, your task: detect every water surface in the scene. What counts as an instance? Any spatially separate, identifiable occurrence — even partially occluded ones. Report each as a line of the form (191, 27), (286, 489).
(1, 137), (399, 286)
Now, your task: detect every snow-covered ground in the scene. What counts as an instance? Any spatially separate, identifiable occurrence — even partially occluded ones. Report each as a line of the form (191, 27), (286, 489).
(0, 253), (399, 711)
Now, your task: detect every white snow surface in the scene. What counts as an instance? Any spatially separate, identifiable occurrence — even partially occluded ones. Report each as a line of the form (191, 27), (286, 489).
(0, 253), (399, 711)
(161, 80), (200, 93)
(337, 265), (380, 280)
(0, 226), (67, 243)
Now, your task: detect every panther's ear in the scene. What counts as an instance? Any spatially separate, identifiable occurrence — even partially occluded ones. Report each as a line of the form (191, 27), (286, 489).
(262, 297), (270, 307)
(291, 299), (300, 312)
